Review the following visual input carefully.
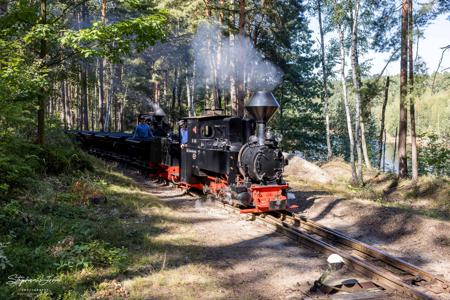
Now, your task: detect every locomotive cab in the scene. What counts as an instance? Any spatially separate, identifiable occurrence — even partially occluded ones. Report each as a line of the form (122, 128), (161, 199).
(179, 115), (253, 187)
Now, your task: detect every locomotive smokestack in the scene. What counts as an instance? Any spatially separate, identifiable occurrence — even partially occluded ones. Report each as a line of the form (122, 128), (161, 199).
(151, 102), (166, 122)
(246, 91), (280, 145)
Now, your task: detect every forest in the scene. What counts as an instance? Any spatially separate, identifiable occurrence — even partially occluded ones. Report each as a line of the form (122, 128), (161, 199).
(0, 0), (449, 298)
(1, 0), (449, 182)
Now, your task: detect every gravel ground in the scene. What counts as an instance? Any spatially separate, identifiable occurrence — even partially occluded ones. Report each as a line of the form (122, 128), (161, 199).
(122, 169), (411, 300)
(291, 186), (450, 284)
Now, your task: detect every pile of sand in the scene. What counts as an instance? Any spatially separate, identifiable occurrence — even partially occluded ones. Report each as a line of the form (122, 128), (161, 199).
(284, 155), (332, 184)
(320, 158), (354, 182)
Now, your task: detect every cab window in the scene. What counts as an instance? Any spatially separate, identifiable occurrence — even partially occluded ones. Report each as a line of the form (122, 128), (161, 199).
(201, 125), (214, 138)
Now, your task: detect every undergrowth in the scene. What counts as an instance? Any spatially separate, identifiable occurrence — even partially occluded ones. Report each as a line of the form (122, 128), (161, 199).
(0, 128), (189, 299)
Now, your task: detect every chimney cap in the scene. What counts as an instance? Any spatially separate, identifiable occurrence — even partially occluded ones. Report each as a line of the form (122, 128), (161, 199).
(245, 91), (279, 123)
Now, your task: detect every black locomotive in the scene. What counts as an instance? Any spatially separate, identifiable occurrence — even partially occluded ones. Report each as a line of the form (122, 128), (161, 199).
(73, 91), (298, 213)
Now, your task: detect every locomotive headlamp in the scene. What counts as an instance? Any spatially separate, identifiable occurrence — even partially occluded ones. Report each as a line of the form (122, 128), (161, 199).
(273, 132), (283, 143)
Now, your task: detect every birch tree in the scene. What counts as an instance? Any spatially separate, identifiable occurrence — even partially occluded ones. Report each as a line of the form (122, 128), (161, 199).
(317, 0), (333, 160)
(350, 0), (364, 184)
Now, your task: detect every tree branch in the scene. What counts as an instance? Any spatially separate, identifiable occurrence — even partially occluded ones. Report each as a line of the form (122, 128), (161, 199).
(50, 0), (89, 25)
(375, 47), (400, 83)
(431, 44), (450, 92)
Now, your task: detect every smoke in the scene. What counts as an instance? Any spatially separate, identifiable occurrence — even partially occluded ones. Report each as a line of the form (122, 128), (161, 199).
(149, 101), (166, 117)
(192, 22), (283, 92)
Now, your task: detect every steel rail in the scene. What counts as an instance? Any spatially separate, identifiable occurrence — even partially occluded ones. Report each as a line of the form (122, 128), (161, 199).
(219, 203), (447, 300)
(286, 213), (450, 290)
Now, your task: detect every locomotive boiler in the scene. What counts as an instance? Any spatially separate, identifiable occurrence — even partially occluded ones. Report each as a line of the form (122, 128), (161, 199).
(73, 91), (298, 214)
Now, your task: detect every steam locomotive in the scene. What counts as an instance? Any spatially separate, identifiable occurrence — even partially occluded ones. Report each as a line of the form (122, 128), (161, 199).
(74, 91), (298, 213)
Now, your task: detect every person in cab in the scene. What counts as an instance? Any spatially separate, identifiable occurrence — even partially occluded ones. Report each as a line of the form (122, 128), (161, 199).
(179, 120), (188, 148)
(133, 116), (153, 139)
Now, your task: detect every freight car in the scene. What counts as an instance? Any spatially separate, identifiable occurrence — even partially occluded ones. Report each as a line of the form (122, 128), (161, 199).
(73, 91), (298, 213)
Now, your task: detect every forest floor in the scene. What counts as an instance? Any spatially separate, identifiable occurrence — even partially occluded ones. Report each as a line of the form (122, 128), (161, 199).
(103, 166), (449, 299)
(2, 153), (448, 299)
(285, 158), (450, 282)
(117, 168), (403, 300)
(2, 160), (383, 300)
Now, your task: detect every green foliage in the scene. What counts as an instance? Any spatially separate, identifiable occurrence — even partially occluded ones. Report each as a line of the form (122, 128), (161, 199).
(56, 241), (128, 271)
(61, 12), (168, 60)
(254, 0), (321, 154)
(0, 0), (169, 144)
(0, 138), (42, 197)
(419, 133), (450, 176)
(0, 158), (170, 299)
(0, 129), (93, 200)
(0, 243), (12, 271)
(382, 74), (450, 139)
(329, 73), (450, 174)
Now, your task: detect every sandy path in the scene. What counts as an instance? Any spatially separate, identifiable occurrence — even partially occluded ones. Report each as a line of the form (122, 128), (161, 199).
(120, 169), (407, 300)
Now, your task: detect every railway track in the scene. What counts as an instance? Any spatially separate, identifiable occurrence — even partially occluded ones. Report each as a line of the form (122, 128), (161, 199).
(219, 202), (450, 300)
(82, 152), (449, 299)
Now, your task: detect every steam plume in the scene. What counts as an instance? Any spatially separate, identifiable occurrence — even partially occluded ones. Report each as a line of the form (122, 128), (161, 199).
(192, 22), (282, 92)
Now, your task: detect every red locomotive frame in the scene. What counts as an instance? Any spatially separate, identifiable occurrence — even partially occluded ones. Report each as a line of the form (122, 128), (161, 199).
(151, 163), (295, 214)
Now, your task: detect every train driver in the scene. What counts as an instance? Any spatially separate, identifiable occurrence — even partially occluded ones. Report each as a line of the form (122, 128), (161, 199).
(133, 116), (154, 139)
(179, 120), (188, 148)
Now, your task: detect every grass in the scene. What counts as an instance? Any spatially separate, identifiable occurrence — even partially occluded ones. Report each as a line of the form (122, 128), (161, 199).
(124, 264), (224, 300)
(0, 153), (219, 299)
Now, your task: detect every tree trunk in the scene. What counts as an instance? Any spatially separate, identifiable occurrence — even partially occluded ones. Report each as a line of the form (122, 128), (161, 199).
(0, 0), (7, 14)
(378, 76), (390, 169)
(171, 68), (178, 124)
(205, 0), (211, 17)
(339, 25), (358, 183)
(317, 0), (332, 160)
(228, 9), (236, 116)
(104, 64), (116, 131)
(66, 81), (73, 128)
(235, 0), (246, 117)
(186, 75), (192, 116)
(408, 0), (418, 180)
(163, 70), (168, 105)
(191, 59), (196, 116)
(91, 78), (96, 131)
(360, 119), (371, 169)
(393, 127), (398, 173)
(80, 63), (89, 130)
(229, 34), (237, 115)
(37, 0), (47, 144)
(398, 0), (409, 178)
(239, 0), (245, 33)
(79, 3), (90, 130)
(120, 83), (128, 132)
(77, 72), (82, 130)
(99, 0), (107, 131)
(99, 59), (106, 131)
(154, 81), (160, 103)
(178, 73), (183, 116)
(382, 129), (387, 171)
(351, 0), (363, 185)
(61, 80), (67, 129)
